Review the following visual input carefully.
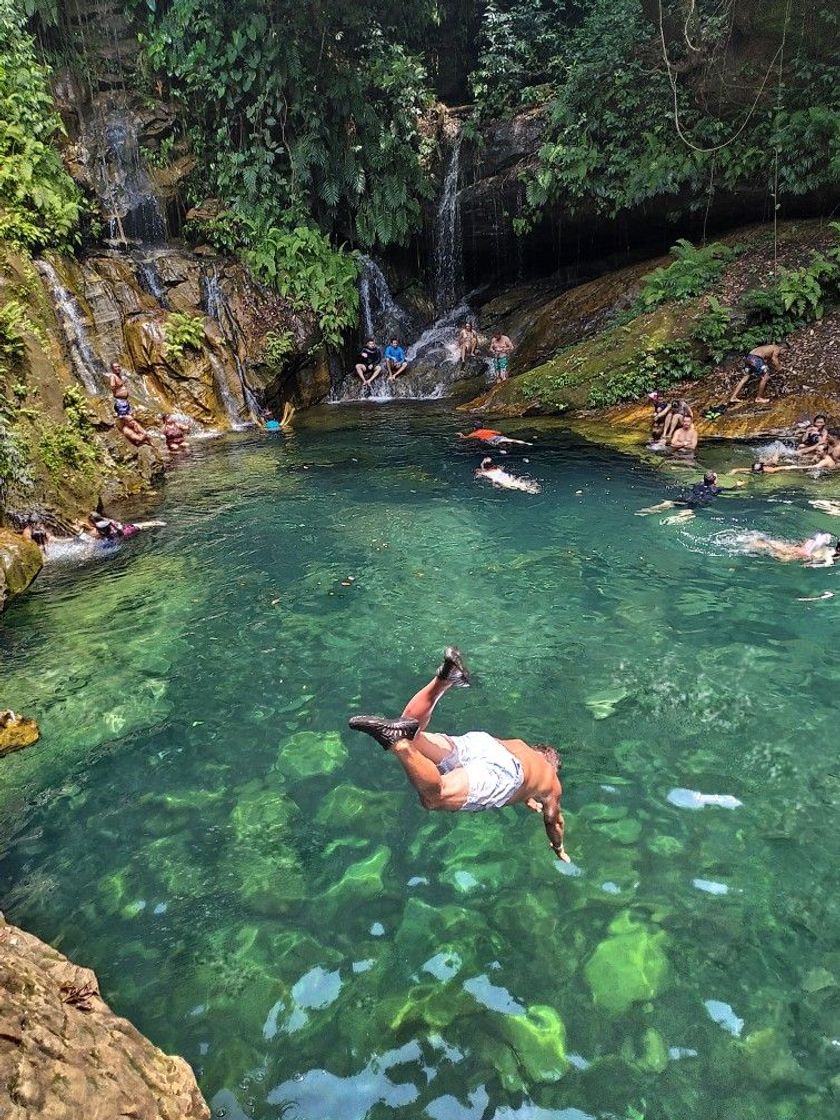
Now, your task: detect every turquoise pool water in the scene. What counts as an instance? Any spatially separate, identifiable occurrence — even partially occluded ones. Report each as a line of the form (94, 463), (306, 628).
(2, 406), (840, 1120)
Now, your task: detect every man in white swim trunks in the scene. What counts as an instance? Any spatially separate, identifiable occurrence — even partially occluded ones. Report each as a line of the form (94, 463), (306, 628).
(348, 647), (569, 861)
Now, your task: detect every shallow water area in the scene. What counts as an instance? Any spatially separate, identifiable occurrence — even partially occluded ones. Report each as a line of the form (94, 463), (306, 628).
(2, 404), (840, 1120)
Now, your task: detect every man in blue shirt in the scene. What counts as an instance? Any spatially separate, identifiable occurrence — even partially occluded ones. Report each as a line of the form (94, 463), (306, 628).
(384, 337), (409, 382)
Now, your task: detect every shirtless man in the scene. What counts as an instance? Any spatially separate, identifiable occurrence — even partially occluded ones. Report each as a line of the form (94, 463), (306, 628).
(457, 321), (479, 365)
(668, 414), (698, 452)
(109, 361), (133, 418)
(729, 343), (787, 404)
(116, 414), (151, 447)
(489, 332), (515, 381)
(348, 647), (569, 861)
(663, 399), (693, 443)
(745, 531), (834, 565)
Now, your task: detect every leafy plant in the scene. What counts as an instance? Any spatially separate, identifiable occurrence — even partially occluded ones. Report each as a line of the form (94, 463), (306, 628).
(693, 297), (734, 363)
(0, 0), (81, 250)
(164, 312), (205, 360)
(587, 342), (701, 409)
(636, 241), (734, 312)
(0, 413), (33, 504)
(62, 383), (94, 433)
(0, 299), (27, 369)
(262, 328), (295, 371)
(36, 419), (97, 477)
(245, 223), (358, 347)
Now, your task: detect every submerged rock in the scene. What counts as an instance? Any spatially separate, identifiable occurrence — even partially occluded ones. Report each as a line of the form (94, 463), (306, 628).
(0, 917), (209, 1118)
(0, 711), (40, 757)
(584, 910), (670, 1014)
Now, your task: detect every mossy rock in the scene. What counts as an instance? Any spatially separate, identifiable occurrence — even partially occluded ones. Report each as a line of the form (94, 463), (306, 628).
(497, 1004), (569, 1084)
(0, 530), (42, 611)
(584, 910), (670, 1014)
(462, 303), (695, 416)
(315, 783), (393, 830)
(322, 845), (391, 905)
(274, 730), (348, 780)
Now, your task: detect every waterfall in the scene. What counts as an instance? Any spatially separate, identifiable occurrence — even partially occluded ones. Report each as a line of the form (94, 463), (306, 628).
(433, 133), (464, 314)
(358, 255), (414, 343)
(89, 108), (167, 245)
(35, 260), (104, 395)
(201, 267), (261, 422)
(207, 352), (247, 428)
(135, 257), (170, 308)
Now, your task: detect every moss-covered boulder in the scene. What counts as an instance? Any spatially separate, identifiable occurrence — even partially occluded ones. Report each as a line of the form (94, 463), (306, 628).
(462, 303), (694, 417)
(0, 530), (43, 612)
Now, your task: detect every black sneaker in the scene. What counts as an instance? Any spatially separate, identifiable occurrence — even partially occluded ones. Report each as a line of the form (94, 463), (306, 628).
(348, 715), (420, 750)
(435, 645), (471, 688)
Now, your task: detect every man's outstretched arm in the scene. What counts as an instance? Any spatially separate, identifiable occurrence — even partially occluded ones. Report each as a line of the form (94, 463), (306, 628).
(542, 793), (570, 862)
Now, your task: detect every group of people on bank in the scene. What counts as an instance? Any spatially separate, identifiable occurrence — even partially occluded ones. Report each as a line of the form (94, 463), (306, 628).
(352, 320), (515, 389)
(109, 360), (189, 452)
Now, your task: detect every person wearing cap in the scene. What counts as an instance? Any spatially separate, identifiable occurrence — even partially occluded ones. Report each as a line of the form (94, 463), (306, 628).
(648, 392), (672, 442)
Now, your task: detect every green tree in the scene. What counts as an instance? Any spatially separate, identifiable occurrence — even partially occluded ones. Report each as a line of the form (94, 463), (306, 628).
(0, 0), (81, 249)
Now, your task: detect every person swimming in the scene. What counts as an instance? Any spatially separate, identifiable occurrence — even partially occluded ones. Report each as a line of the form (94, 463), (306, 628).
(475, 457), (541, 494)
(457, 426), (532, 447)
(733, 530), (835, 566)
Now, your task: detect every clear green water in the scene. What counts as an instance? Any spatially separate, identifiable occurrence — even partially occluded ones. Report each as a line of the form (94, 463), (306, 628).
(2, 406), (840, 1120)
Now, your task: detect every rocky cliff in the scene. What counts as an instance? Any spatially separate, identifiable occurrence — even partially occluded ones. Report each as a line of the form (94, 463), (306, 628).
(0, 916), (209, 1119)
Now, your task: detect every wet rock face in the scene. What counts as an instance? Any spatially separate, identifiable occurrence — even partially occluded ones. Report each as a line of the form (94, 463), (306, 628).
(0, 919), (209, 1119)
(0, 531), (42, 613)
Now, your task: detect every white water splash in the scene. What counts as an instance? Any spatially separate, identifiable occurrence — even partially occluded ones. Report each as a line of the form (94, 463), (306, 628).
(433, 133), (464, 313)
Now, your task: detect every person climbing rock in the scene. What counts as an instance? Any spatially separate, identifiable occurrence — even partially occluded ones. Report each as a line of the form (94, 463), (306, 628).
(348, 647), (570, 861)
(729, 343), (787, 404)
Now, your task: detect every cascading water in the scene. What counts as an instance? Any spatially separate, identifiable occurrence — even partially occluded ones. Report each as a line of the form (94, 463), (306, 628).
(201, 267), (261, 422)
(207, 351), (248, 429)
(134, 256), (170, 308)
(35, 260), (104, 395)
(433, 132), (464, 314)
(88, 108), (167, 245)
(358, 256), (414, 343)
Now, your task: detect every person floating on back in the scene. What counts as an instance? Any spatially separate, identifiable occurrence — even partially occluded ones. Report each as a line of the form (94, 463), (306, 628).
(383, 338), (409, 382)
(457, 426), (532, 447)
(489, 332), (514, 381)
(729, 343), (786, 404)
(348, 647), (570, 862)
(354, 338), (382, 388)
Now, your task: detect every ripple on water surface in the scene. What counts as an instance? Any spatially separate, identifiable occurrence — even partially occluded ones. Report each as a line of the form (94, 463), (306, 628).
(1, 406), (840, 1120)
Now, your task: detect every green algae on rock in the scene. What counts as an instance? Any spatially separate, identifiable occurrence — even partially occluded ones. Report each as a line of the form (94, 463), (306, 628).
(0, 529), (42, 612)
(274, 729), (348, 780)
(584, 910), (670, 1014)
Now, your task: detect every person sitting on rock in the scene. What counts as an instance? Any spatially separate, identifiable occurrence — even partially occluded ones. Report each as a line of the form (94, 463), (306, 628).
(648, 392), (672, 442)
(348, 647), (570, 862)
(668, 413), (698, 452)
(383, 338), (409, 382)
(457, 321), (479, 365)
(354, 338), (382, 387)
(729, 343), (787, 405)
(161, 414), (189, 451)
(796, 414), (829, 459)
(489, 332), (515, 381)
(116, 414), (151, 447)
(662, 399), (693, 443)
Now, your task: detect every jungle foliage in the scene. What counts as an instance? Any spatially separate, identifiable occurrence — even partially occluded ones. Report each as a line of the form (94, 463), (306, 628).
(0, 0), (81, 250)
(472, 1), (840, 224)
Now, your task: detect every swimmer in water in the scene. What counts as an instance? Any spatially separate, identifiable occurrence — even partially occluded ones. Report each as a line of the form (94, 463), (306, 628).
(457, 426), (533, 447)
(739, 530), (834, 566)
(348, 647), (570, 862)
(637, 471), (744, 516)
(475, 457), (541, 494)
(730, 461), (813, 476)
(86, 512), (165, 541)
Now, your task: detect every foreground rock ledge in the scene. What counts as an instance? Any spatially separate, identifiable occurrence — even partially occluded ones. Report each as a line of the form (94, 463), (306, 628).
(0, 918), (209, 1120)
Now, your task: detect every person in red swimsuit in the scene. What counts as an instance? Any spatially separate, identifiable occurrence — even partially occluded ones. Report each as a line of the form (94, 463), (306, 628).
(457, 426), (532, 447)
